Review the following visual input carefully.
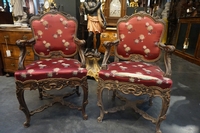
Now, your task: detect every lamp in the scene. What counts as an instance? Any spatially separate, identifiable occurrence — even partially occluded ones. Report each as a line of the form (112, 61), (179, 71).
(80, 0), (85, 2)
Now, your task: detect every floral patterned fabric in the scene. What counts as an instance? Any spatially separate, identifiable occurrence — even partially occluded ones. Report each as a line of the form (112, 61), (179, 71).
(15, 58), (87, 82)
(117, 16), (164, 60)
(99, 61), (172, 89)
(31, 13), (77, 56)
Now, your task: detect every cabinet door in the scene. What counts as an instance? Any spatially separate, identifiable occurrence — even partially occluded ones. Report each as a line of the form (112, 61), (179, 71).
(176, 22), (200, 56)
(195, 33), (200, 59)
(176, 23), (188, 51)
(189, 23), (200, 56)
(174, 18), (200, 65)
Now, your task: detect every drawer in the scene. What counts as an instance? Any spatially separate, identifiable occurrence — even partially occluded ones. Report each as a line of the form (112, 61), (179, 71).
(101, 32), (117, 42)
(0, 31), (32, 44)
(1, 44), (34, 60)
(3, 58), (18, 72)
(98, 30), (117, 54)
(3, 58), (34, 72)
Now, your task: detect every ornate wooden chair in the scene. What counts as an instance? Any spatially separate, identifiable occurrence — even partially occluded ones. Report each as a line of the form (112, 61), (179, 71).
(97, 11), (175, 133)
(14, 9), (88, 127)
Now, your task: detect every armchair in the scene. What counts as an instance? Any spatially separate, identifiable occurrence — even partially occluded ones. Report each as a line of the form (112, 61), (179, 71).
(97, 11), (175, 133)
(15, 9), (88, 127)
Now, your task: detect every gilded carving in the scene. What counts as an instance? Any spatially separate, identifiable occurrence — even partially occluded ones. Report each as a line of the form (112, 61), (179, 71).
(16, 76), (88, 127)
(97, 78), (171, 133)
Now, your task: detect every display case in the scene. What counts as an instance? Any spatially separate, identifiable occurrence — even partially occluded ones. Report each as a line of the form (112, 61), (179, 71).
(174, 17), (200, 65)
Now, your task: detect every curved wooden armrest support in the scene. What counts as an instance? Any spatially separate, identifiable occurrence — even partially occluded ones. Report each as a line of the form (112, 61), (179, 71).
(74, 37), (86, 68)
(101, 39), (120, 70)
(16, 38), (36, 70)
(159, 43), (176, 78)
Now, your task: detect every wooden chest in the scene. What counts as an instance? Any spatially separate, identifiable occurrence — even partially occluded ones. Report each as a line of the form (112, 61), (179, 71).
(0, 28), (34, 74)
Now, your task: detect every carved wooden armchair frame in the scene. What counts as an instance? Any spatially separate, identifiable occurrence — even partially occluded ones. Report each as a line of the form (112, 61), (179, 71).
(14, 9), (88, 127)
(97, 11), (175, 133)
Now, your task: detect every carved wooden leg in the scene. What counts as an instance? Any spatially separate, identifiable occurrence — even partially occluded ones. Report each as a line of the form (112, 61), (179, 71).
(112, 90), (116, 100)
(38, 88), (43, 100)
(155, 92), (170, 133)
(148, 96), (153, 106)
(81, 79), (88, 120)
(97, 83), (105, 122)
(76, 86), (80, 96)
(16, 88), (31, 127)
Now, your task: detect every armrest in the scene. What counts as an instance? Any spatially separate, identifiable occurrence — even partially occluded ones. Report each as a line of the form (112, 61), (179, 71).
(101, 39), (120, 70)
(74, 37), (86, 68)
(16, 38), (36, 70)
(159, 43), (175, 78)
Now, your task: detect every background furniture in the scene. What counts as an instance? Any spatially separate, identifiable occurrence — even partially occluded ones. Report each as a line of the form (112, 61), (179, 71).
(0, 50), (3, 75)
(167, 0), (200, 66)
(98, 27), (117, 54)
(174, 17), (200, 65)
(0, 12), (14, 24)
(97, 11), (175, 133)
(0, 28), (33, 76)
(14, 9), (88, 127)
(103, 0), (127, 26)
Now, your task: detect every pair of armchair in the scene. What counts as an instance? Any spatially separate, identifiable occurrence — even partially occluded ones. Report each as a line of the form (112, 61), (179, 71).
(15, 8), (175, 133)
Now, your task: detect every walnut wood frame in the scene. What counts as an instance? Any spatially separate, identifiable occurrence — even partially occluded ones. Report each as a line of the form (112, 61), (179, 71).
(15, 9), (88, 127)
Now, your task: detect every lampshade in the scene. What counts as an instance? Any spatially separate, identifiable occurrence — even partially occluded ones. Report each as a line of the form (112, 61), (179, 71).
(80, 0), (85, 2)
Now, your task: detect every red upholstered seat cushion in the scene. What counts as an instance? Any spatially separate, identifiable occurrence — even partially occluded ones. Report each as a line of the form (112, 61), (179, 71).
(15, 58), (87, 82)
(99, 61), (172, 89)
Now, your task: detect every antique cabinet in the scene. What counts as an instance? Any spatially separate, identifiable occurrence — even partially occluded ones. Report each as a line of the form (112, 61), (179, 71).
(0, 28), (34, 75)
(168, 0), (200, 44)
(0, 50), (3, 75)
(103, 0), (127, 26)
(174, 18), (200, 65)
(98, 27), (117, 54)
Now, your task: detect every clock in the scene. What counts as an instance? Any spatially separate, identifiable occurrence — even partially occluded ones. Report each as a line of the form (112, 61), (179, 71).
(44, 0), (50, 9)
(103, 0), (127, 26)
(43, 0), (56, 13)
(109, 0), (121, 17)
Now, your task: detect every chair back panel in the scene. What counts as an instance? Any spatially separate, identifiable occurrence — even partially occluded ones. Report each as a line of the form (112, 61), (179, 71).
(116, 12), (165, 61)
(30, 12), (77, 57)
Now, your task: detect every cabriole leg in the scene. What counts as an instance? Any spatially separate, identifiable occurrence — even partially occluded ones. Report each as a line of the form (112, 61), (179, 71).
(38, 87), (43, 100)
(97, 83), (105, 122)
(16, 88), (31, 127)
(155, 93), (170, 133)
(76, 86), (80, 96)
(81, 81), (88, 120)
(112, 90), (117, 100)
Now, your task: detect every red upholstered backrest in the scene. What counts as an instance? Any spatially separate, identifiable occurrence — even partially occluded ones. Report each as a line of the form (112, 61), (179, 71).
(116, 12), (165, 61)
(30, 11), (77, 57)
